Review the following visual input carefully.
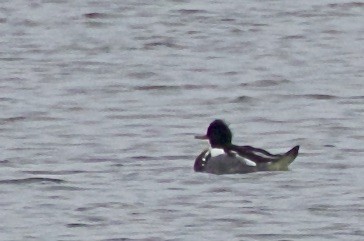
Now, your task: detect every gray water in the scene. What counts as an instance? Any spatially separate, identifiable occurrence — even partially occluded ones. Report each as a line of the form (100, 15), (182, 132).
(0, 0), (363, 240)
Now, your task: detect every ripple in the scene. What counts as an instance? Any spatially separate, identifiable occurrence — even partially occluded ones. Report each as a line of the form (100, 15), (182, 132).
(133, 84), (217, 91)
(279, 94), (339, 100)
(241, 79), (290, 87)
(303, 94), (338, 100)
(133, 85), (179, 91)
(127, 71), (157, 79)
(327, 2), (364, 9)
(83, 13), (109, 19)
(23, 170), (85, 175)
(176, 9), (209, 15)
(232, 95), (255, 103)
(0, 177), (65, 184)
(282, 35), (306, 40)
(102, 238), (162, 241)
(143, 40), (184, 50)
(66, 223), (92, 228)
(0, 116), (26, 124)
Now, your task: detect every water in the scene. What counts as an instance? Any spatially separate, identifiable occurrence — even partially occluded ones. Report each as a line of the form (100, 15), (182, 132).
(0, 0), (363, 240)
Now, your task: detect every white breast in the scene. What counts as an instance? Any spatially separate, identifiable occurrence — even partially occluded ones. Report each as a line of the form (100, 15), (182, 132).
(209, 148), (225, 157)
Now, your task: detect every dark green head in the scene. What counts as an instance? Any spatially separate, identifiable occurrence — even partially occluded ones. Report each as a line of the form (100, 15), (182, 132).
(195, 119), (232, 147)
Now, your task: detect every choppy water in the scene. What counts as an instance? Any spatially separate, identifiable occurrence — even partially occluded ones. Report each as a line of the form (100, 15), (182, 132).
(0, 0), (363, 240)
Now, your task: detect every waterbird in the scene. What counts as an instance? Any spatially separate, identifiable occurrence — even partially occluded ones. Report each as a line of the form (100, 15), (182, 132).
(194, 119), (299, 174)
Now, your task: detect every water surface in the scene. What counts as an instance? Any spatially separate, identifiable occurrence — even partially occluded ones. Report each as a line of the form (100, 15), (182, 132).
(0, 1), (363, 240)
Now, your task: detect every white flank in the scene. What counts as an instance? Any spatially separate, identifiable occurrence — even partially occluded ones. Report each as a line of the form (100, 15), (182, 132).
(230, 151), (257, 167)
(208, 148), (258, 167)
(241, 158), (257, 167)
(209, 148), (225, 157)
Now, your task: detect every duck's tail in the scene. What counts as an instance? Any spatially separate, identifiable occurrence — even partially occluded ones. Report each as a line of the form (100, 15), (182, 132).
(266, 145), (300, 171)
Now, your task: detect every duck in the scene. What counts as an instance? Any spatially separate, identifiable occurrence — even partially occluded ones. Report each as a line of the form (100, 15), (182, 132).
(194, 119), (299, 174)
